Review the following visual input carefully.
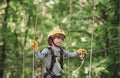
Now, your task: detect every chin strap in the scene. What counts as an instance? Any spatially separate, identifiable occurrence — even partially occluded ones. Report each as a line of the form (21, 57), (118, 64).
(53, 42), (60, 47)
(50, 38), (60, 47)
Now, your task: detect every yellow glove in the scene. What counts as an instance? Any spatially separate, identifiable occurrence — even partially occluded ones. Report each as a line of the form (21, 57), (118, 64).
(32, 40), (38, 50)
(77, 49), (87, 59)
(77, 49), (87, 55)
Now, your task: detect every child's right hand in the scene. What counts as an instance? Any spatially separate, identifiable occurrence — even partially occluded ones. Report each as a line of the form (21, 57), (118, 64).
(32, 40), (38, 51)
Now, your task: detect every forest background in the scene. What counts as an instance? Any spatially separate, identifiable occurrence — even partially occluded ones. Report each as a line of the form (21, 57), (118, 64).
(0, 0), (119, 78)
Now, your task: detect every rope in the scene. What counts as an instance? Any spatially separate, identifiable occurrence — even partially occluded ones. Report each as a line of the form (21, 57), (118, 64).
(33, 1), (40, 78)
(72, 59), (85, 78)
(67, 0), (72, 78)
(89, 0), (96, 78)
(22, 9), (27, 78)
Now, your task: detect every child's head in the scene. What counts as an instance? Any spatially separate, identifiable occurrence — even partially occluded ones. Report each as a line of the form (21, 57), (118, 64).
(47, 29), (65, 46)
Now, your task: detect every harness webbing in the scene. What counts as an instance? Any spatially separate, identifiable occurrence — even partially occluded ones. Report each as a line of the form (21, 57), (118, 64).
(45, 47), (63, 75)
(59, 48), (63, 69)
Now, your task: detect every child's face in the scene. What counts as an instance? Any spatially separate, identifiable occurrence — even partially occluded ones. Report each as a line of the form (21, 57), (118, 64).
(53, 34), (65, 46)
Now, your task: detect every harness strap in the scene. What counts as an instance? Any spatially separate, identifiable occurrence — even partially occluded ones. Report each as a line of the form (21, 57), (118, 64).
(46, 47), (56, 74)
(59, 48), (63, 69)
(46, 47), (63, 75)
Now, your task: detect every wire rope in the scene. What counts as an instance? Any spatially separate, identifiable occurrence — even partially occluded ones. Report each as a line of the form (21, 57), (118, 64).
(22, 9), (27, 78)
(89, 0), (96, 78)
(32, 1), (40, 78)
(67, 0), (72, 78)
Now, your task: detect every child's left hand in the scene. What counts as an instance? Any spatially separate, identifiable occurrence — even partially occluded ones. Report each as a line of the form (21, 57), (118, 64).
(77, 49), (87, 59)
(77, 49), (87, 55)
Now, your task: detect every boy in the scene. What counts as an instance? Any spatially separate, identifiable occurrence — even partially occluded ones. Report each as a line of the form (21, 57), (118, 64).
(32, 29), (87, 78)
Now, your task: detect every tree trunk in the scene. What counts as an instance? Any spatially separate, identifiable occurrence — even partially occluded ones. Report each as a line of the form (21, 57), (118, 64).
(104, 29), (109, 57)
(0, 38), (6, 78)
(0, 0), (10, 78)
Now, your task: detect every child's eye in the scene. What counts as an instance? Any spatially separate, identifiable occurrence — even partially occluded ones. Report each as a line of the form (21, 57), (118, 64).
(58, 37), (61, 39)
(55, 35), (64, 41)
(56, 36), (60, 39)
(61, 38), (64, 41)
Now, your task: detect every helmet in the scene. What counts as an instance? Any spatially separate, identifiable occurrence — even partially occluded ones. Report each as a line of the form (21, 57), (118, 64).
(48, 29), (65, 39)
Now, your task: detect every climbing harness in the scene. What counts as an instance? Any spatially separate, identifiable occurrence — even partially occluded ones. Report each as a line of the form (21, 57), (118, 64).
(43, 47), (64, 78)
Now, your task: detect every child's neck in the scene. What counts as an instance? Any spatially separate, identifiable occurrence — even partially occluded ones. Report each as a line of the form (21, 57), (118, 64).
(52, 45), (60, 51)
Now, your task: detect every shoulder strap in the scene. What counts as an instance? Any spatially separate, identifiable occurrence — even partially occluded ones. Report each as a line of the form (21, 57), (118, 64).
(46, 47), (56, 74)
(59, 48), (64, 69)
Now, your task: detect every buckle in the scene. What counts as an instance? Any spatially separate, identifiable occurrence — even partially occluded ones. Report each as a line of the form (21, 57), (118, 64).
(49, 72), (55, 77)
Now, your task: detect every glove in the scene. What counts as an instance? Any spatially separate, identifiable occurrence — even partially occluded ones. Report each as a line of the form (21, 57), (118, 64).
(77, 49), (87, 59)
(32, 40), (38, 50)
(77, 49), (87, 55)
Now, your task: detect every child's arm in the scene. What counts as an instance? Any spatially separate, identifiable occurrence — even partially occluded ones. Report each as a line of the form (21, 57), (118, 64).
(32, 40), (49, 59)
(35, 48), (49, 59)
(63, 49), (87, 59)
(63, 50), (78, 58)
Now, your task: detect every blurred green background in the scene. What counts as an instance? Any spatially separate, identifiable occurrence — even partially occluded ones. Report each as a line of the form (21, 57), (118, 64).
(0, 0), (119, 78)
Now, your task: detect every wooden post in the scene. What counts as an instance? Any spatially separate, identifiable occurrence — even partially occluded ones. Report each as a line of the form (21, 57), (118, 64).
(37, 61), (42, 78)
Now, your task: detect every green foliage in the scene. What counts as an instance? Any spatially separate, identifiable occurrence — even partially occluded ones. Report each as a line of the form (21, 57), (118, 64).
(0, 0), (119, 78)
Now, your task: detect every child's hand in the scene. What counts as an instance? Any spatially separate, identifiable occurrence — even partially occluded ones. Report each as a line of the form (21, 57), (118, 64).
(32, 40), (38, 51)
(77, 49), (87, 55)
(77, 49), (87, 59)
